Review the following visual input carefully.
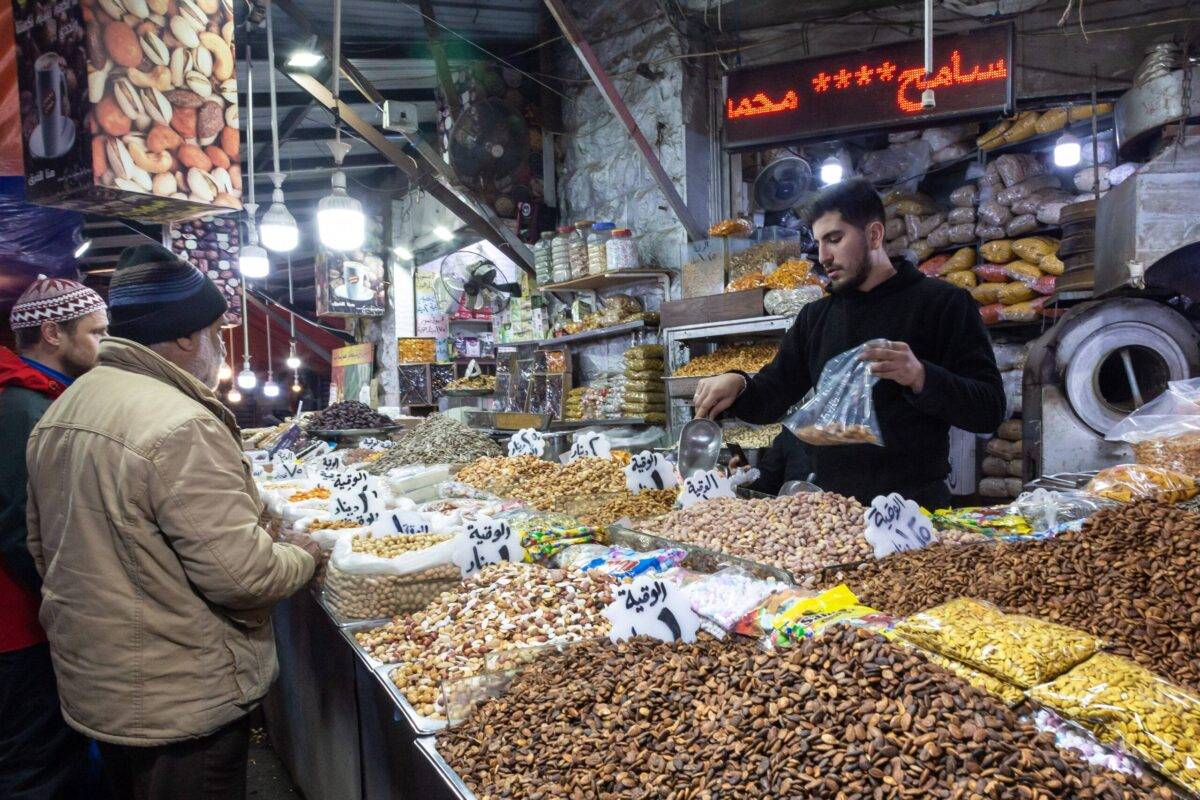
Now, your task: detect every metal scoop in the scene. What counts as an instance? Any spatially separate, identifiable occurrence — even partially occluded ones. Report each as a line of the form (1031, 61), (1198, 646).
(677, 418), (723, 479)
(778, 479), (822, 496)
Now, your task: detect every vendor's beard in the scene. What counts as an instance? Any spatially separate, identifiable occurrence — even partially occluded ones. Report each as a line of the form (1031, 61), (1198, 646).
(827, 242), (871, 294)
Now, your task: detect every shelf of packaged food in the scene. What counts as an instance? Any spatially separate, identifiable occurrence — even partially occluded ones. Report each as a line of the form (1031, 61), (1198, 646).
(550, 417), (649, 430)
(537, 269), (674, 293)
(502, 319), (657, 349)
(923, 224), (1064, 262)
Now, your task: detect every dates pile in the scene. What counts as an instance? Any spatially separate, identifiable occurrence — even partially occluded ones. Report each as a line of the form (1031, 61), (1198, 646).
(304, 401), (392, 432)
(441, 629), (1173, 800)
(830, 501), (1200, 693)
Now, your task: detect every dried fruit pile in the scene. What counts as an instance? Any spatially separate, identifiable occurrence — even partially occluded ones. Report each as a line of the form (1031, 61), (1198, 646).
(829, 501), (1200, 693)
(441, 629), (1173, 800)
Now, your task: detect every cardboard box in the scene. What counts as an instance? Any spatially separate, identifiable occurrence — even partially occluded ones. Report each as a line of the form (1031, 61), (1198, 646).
(12, 0), (241, 221)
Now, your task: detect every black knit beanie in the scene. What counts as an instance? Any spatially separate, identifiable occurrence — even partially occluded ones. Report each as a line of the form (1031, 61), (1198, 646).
(107, 244), (229, 345)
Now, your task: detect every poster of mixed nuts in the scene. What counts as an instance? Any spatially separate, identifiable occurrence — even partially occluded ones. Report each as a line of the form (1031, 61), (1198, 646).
(13, 0), (242, 221)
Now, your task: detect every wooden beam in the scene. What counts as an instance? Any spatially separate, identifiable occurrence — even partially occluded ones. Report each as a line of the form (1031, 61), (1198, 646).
(416, 0), (462, 120)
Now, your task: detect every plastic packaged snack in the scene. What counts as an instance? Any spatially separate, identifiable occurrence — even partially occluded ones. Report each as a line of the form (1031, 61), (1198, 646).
(767, 584), (885, 648)
(1085, 463), (1198, 503)
(918, 254), (950, 277)
(783, 342), (884, 447)
(946, 223), (976, 244)
(977, 119), (1012, 150)
(1011, 236), (1059, 264)
(1003, 260), (1044, 282)
(997, 175), (1062, 206)
(680, 567), (787, 631)
(971, 283), (1007, 305)
(626, 344), (664, 359)
(731, 588), (816, 638)
(944, 271), (977, 289)
(575, 545), (687, 579)
(893, 598), (1102, 688)
(1034, 107), (1070, 134)
(994, 153), (1044, 187)
(980, 240), (1014, 263)
(906, 213), (946, 241)
(554, 543), (611, 570)
(1028, 653), (1200, 796)
(1105, 378), (1200, 475)
(921, 648), (1026, 706)
(1001, 296), (1053, 323)
(1007, 488), (1117, 531)
(978, 200), (1012, 227)
(885, 217), (906, 241)
(1006, 214), (1039, 237)
(973, 263), (1010, 283)
(1003, 111), (1040, 145)
(947, 207), (976, 225)
(975, 224), (1008, 242)
(950, 183), (979, 207)
(926, 225), (950, 250)
(931, 506), (1032, 538)
(999, 282), (1037, 305)
(764, 286), (824, 317)
(942, 247), (975, 273)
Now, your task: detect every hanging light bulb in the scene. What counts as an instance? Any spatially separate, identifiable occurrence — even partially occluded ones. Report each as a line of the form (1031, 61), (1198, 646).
(285, 339), (301, 369)
(432, 225), (454, 242)
(260, 8), (298, 254)
(227, 387), (242, 403)
(292, 374), (303, 393)
(217, 360), (233, 382)
(237, 363), (258, 389)
(1054, 131), (1082, 168)
(237, 46), (270, 278)
(261, 304), (279, 398)
(820, 156), (844, 185)
(236, 277), (256, 389)
(318, 143), (364, 251)
(263, 379), (281, 398)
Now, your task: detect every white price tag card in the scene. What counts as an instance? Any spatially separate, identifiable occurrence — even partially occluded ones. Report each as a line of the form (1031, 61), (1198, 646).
(271, 449), (302, 479)
(316, 453), (345, 472)
(624, 450), (679, 494)
(328, 470), (370, 492)
(677, 468), (735, 508)
(329, 482), (384, 526)
(603, 575), (700, 644)
(566, 431), (611, 462)
(863, 493), (938, 558)
(452, 516), (525, 577)
(359, 437), (395, 451)
(507, 428), (546, 458)
(371, 510), (433, 537)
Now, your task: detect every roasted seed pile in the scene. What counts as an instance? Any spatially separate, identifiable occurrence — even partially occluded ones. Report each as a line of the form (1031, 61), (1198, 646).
(365, 415), (500, 474)
(830, 501), (1200, 693)
(353, 562), (613, 717)
(456, 456), (627, 510)
(577, 489), (679, 528)
(441, 629), (1173, 800)
(638, 493), (869, 576)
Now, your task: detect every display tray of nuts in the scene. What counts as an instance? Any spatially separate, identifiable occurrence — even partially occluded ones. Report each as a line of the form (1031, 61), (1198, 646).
(605, 524), (793, 584)
(375, 665), (449, 735)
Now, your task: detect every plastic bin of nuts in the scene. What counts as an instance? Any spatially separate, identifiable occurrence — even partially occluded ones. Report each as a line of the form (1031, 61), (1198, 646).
(323, 532), (460, 623)
(1029, 653), (1200, 796)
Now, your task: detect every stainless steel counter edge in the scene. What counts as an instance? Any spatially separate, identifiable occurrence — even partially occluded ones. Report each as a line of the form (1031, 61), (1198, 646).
(414, 737), (479, 800)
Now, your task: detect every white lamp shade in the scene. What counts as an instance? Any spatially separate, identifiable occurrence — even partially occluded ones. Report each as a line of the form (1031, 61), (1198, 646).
(217, 361), (233, 382)
(263, 379), (281, 398)
(260, 202), (299, 252)
(239, 244), (271, 278)
(1054, 133), (1082, 168)
(820, 157), (844, 185)
(236, 367), (258, 389)
(227, 388), (242, 403)
(286, 354), (301, 369)
(317, 174), (364, 251)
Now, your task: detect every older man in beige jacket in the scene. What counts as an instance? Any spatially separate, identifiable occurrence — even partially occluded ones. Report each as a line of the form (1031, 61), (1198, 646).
(26, 244), (315, 800)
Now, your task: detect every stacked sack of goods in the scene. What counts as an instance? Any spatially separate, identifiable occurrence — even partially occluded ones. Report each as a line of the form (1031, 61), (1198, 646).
(621, 344), (665, 423)
(973, 236), (1063, 325)
(976, 103), (1112, 152)
(979, 343), (1028, 499)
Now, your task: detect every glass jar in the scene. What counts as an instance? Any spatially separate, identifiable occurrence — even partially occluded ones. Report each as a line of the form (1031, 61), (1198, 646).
(533, 231), (555, 286)
(606, 228), (640, 271)
(551, 225), (574, 283)
(587, 221), (615, 275)
(569, 220), (593, 279)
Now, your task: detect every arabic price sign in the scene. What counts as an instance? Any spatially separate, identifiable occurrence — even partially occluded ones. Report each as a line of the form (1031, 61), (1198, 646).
(507, 428), (546, 458)
(372, 510), (433, 537)
(723, 25), (1012, 148)
(270, 449), (303, 479)
(863, 493), (938, 559)
(359, 437), (395, 451)
(624, 451), (680, 494)
(566, 431), (611, 463)
(678, 468), (736, 509)
(452, 516), (525, 578)
(329, 483), (384, 526)
(603, 574), (700, 644)
(316, 452), (345, 472)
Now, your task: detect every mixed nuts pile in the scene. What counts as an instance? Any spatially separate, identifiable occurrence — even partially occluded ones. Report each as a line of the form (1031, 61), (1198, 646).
(456, 455), (628, 510)
(85, 0), (241, 205)
(441, 629), (1173, 800)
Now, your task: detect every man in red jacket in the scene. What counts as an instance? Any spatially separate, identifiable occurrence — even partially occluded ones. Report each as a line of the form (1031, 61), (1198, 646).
(0, 275), (107, 799)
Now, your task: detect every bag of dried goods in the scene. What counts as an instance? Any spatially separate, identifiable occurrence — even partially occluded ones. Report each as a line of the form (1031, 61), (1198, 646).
(782, 342), (884, 446)
(1006, 214), (1039, 237)
(994, 154), (1045, 187)
(885, 217), (906, 241)
(906, 213), (946, 241)
(976, 224), (1007, 242)
(944, 271), (976, 289)
(922, 123), (979, 151)
(986, 437), (1022, 460)
(974, 263), (1010, 283)
(978, 200), (1012, 227)
(1028, 653), (1200, 796)
(892, 193), (939, 216)
(677, 566), (788, 631)
(1003, 260), (1043, 282)
(885, 237), (911, 258)
(1069, 102), (1113, 121)
(1085, 463), (1198, 503)
(980, 239), (1014, 263)
(1105, 378), (1200, 475)
(1002, 111), (1040, 145)
(918, 254), (950, 277)
(999, 282), (1037, 305)
(998, 175), (1062, 206)
(950, 183), (979, 207)
(947, 207), (976, 225)
(726, 272), (769, 292)
(1011, 236), (1059, 264)
(933, 142), (972, 163)
(893, 597), (1102, 687)
(926, 225), (950, 250)
(324, 532), (458, 620)
(977, 119), (1012, 150)
(919, 647), (1026, 705)
(768, 584), (886, 648)
(947, 224), (976, 244)
(1075, 165), (1112, 194)
(764, 286), (824, 317)
(1034, 107), (1070, 134)
(627, 343), (663, 358)
(971, 283), (1007, 305)
(909, 240), (935, 262)
(1001, 296), (1055, 323)
(941, 247), (975, 274)
(982, 456), (1009, 477)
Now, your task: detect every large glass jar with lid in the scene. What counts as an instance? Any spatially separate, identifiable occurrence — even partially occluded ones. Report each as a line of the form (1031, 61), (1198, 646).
(587, 221), (615, 275)
(569, 220), (593, 279)
(533, 230), (555, 286)
(551, 225), (574, 283)
(606, 228), (640, 271)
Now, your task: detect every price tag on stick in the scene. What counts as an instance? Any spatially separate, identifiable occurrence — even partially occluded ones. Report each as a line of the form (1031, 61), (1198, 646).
(678, 468), (736, 508)
(624, 451), (679, 494)
(270, 449), (302, 478)
(566, 431), (611, 462)
(863, 493), (938, 558)
(603, 574), (701, 644)
(329, 482), (384, 526)
(452, 517), (525, 577)
(507, 428), (546, 458)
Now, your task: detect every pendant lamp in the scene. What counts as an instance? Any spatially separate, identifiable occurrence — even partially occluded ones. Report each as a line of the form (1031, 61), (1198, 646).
(260, 2), (299, 253)
(238, 47), (271, 278)
(262, 305), (280, 398)
(317, 0), (364, 252)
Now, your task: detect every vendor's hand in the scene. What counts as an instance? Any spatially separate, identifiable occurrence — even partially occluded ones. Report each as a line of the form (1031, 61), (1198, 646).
(693, 373), (747, 420)
(283, 533), (322, 560)
(862, 340), (925, 393)
(728, 453), (747, 471)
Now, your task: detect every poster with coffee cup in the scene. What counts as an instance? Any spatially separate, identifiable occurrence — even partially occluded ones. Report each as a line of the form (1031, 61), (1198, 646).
(316, 250), (386, 318)
(12, 0), (243, 222)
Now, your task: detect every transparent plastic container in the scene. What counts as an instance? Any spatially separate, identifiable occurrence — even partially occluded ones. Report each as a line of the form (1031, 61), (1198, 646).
(588, 221), (615, 275)
(569, 220), (593, 279)
(551, 225), (574, 283)
(533, 231), (554, 286)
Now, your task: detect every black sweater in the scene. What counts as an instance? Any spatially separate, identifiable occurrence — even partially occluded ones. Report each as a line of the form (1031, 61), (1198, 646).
(732, 260), (1005, 505)
(746, 429), (812, 495)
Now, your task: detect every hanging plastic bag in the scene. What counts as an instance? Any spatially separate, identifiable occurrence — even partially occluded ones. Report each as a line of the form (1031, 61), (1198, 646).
(1105, 377), (1200, 475)
(783, 341), (885, 446)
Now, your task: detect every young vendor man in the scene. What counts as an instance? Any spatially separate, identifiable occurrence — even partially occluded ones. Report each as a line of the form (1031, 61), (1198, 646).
(694, 178), (1005, 509)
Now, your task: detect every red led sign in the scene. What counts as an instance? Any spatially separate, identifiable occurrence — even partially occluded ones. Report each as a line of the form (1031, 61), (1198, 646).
(724, 25), (1013, 149)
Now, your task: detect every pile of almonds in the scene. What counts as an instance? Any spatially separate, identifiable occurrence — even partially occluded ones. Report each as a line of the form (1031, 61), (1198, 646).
(353, 562), (613, 717)
(828, 501), (1200, 693)
(638, 493), (869, 576)
(441, 628), (1173, 799)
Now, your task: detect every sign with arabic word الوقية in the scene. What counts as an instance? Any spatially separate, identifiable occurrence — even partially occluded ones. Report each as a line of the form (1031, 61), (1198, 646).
(603, 575), (701, 644)
(452, 516), (526, 578)
(863, 492), (939, 558)
(624, 450), (679, 494)
(678, 468), (736, 509)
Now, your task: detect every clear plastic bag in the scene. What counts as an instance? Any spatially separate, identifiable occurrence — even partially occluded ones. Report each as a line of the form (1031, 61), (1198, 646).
(783, 342), (884, 446)
(1085, 464), (1198, 503)
(764, 286), (824, 317)
(680, 566), (787, 630)
(893, 597), (1103, 688)
(1105, 378), (1200, 475)
(1007, 488), (1117, 531)
(1027, 653), (1200, 796)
